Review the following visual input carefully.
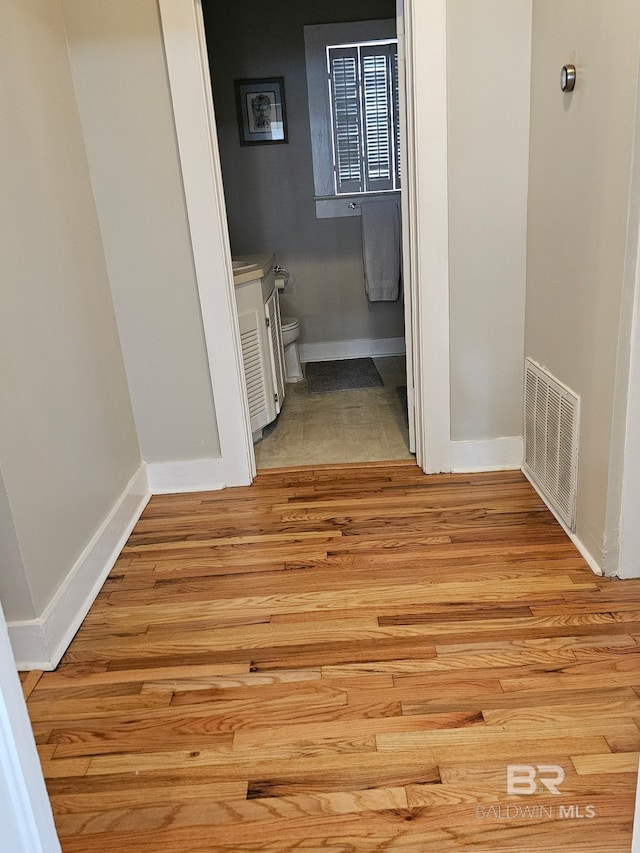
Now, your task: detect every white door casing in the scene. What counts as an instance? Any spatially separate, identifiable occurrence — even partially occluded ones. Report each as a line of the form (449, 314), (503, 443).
(605, 45), (640, 579)
(402, 0), (451, 472)
(158, 0), (451, 478)
(396, 0), (416, 454)
(158, 0), (255, 486)
(0, 599), (60, 852)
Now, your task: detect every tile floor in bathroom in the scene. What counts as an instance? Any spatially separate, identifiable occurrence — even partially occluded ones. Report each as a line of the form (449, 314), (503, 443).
(254, 356), (414, 469)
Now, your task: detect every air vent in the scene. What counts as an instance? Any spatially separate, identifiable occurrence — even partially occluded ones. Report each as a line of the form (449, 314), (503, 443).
(524, 358), (580, 530)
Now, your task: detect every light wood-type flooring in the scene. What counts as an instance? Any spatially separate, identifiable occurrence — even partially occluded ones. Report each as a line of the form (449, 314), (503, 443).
(23, 462), (640, 852)
(254, 356), (413, 469)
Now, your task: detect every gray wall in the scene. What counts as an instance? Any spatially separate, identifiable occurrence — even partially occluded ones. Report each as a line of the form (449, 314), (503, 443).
(203, 0), (405, 346)
(62, 0), (220, 463)
(448, 0), (532, 441)
(0, 0), (141, 620)
(525, 0), (640, 565)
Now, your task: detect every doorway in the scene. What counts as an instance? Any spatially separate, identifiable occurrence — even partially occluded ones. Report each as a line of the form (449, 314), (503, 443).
(201, 1), (411, 470)
(158, 0), (451, 483)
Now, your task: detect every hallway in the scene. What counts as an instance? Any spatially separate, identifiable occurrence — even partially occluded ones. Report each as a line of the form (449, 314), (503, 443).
(23, 462), (640, 851)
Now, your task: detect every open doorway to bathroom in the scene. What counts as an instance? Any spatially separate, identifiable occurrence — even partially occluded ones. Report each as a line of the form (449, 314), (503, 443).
(200, 0), (414, 469)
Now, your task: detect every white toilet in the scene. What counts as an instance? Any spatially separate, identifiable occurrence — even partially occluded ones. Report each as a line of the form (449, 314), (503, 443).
(280, 316), (303, 382)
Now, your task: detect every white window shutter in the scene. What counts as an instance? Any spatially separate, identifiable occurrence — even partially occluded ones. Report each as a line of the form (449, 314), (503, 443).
(360, 46), (394, 191)
(328, 47), (363, 194)
(392, 50), (401, 186)
(328, 41), (400, 195)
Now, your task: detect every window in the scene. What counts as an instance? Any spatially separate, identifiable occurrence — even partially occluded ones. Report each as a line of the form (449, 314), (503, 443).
(304, 19), (399, 217)
(328, 40), (400, 195)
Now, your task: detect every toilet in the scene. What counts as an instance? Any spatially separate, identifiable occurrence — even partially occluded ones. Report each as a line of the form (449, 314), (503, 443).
(280, 316), (303, 382)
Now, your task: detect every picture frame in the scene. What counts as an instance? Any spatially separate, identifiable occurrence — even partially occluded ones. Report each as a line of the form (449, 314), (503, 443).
(234, 77), (288, 146)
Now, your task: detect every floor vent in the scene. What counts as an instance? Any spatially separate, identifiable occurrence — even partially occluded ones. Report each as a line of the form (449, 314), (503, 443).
(524, 358), (580, 530)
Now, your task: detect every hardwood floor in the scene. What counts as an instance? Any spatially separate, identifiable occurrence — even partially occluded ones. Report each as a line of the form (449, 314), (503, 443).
(25, 462), (640, 851)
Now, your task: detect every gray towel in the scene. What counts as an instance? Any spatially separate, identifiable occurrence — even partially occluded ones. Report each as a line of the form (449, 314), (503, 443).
(361, 198), (401, 301)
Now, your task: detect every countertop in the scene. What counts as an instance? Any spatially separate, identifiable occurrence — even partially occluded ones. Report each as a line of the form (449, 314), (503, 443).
(232, 254), (275, 287)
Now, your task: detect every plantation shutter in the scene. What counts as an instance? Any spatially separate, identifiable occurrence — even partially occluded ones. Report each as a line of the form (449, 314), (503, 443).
(392, 49), (401, 186)
(360, 44), (393, 191)
(328, 46), (362, 194)
(328, 41), (400, 195)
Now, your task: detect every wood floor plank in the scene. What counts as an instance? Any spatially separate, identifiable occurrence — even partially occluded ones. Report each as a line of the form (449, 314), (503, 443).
(49, 781), (248, 817)
(21, 669), (44, 700)
(53, 786), (410, 836)
(375, 730), (612, 763)
(482, 696), (640, 728)
(572, 752), (640, 775)
(36, 661), (253, 690)
(23, 464), (640, 852)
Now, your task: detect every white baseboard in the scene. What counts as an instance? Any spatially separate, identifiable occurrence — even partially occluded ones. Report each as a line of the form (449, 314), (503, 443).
(9, 465), (150, 670)
(146, 457), (228, 494)
(9, 456), (240, 670)
(522, 468), (603, 576)
(450, 437), (523, 472)
(299, 336), (406, 363)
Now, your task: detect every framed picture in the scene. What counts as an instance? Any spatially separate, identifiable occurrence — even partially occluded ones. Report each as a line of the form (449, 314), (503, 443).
(234, 77), (288, 146)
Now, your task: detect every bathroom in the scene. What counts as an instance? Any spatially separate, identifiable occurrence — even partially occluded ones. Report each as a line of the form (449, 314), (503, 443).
(202, 0), (412, 468)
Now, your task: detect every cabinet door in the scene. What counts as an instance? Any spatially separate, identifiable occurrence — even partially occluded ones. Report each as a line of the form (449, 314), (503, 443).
(265, 289), (286, 413)
(238, 307), (275, 433)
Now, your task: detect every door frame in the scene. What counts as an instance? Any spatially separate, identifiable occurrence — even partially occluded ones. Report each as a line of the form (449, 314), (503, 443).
(617, 250), (640, 578)
(158, 0), (451, 479)
(608, 125), (640, 578)
(0, 600), (60, 852)
(399, 0), (451, 471)
(158, 0), (255, 487)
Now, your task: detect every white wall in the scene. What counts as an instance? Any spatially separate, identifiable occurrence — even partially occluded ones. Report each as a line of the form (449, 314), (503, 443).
(0, 0), (141, 622)
(203, 0), (405, 347)
(525, 0), (640, 568)
(447, 0), (532, 442)
(62, 0), (220, 464)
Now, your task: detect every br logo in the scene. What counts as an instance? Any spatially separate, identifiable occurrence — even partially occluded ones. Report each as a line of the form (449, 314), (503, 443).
(506, 765), (565, 796)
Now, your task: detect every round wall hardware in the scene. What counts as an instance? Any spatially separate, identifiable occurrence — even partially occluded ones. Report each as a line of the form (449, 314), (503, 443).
(561, 64), (576, 92)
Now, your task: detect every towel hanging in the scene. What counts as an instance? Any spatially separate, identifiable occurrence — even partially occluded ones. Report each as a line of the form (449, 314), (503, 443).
(361, 198), (401, 302)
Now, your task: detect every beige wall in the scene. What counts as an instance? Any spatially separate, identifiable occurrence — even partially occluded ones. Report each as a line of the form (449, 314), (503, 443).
(448, 0), (532, 441)
(62, 0), (220, 463)
(526, 0), (640, 564)
(0, 471), (33, 622)
(0, 0), (141, 620)
(203, 0), (404, 346)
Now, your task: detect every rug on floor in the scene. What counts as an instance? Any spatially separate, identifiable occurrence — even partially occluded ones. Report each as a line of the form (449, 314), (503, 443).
(305, 358), (384, 393)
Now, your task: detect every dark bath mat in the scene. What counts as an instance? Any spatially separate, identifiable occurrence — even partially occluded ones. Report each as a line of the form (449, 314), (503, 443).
(306, 358), (384, 393)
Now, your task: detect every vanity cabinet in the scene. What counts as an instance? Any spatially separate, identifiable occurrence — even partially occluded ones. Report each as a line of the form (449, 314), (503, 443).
(235, 266), (285, 438)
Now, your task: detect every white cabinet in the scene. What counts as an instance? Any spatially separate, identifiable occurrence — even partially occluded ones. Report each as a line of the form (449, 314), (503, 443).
(235, 268), (285, 438)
